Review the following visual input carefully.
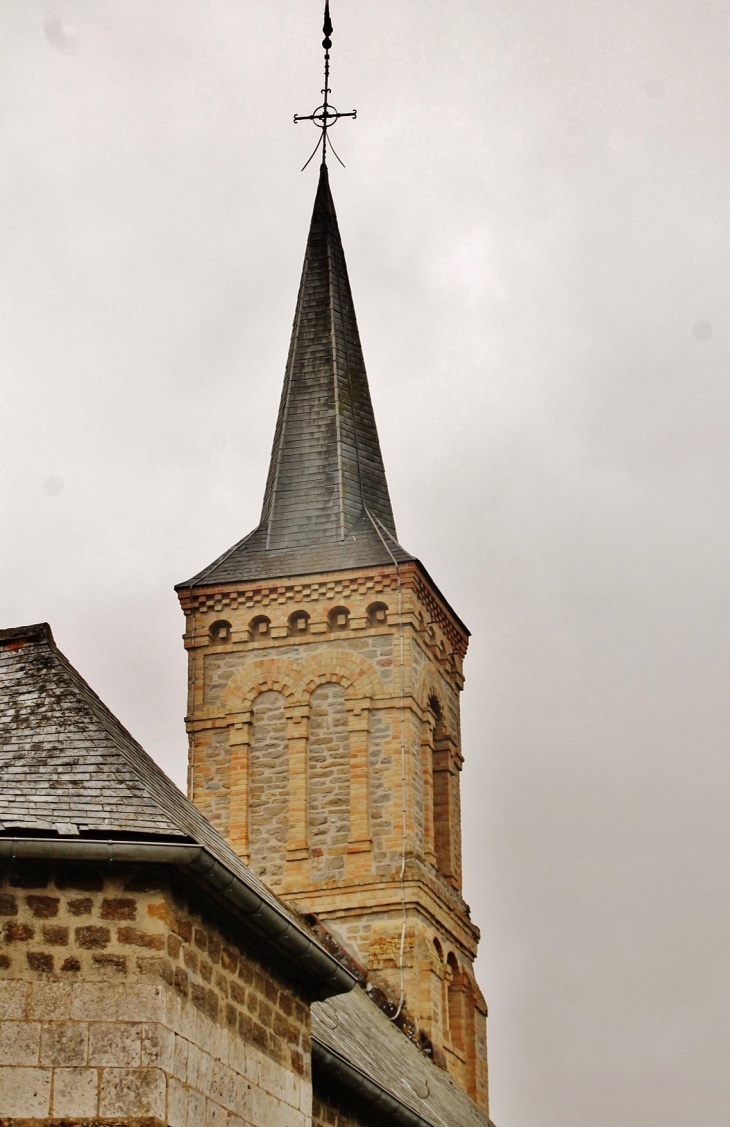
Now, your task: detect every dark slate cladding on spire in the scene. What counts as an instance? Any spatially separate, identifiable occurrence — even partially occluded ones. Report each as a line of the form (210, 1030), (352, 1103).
(262, 164), (395, 548)
(178, 166), (413, 589)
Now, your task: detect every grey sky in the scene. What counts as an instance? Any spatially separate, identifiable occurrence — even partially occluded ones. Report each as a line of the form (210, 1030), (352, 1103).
(2, 2), (729, 1124)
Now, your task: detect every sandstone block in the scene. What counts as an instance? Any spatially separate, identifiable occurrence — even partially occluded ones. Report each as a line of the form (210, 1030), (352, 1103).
(40, 1020), (88, 1066)
(173, 1031), (189, 1081)
(168, 1074), (188, 1127)
(99, 1065), (166, 1118)
(89, 1021), (141, 1067)
(0, 1065), (51, 1116)
(67, 896), (93, 916)
(188, 1086), (206, 1126)
(0, 1020), (40, 1065)
(117, 982), (163, 1022)
(71, 982), (115, 1021)
(52, 1065), (99, 1116)
(205, 1097), (230, 1127)
(210, 1056), (237, 1110)
(101, 897), (137, 920)
(141, 1022), (175, 1071)
(0, 981), (28, 1019)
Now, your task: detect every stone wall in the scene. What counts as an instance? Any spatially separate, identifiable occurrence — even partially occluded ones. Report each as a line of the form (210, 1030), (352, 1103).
(191, 726), (230, 840)
(181, 562), (489, 1111)
(0, 861), (311, 1125)
(249, 690), (289, 890)
(309, 684), (350, 883)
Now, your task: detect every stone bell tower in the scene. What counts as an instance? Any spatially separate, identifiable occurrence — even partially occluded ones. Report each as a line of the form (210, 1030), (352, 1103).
(176, 164), (489, 1110)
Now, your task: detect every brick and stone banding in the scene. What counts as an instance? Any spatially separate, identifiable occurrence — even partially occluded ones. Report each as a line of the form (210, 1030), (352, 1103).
(182, 559), (489, 1111)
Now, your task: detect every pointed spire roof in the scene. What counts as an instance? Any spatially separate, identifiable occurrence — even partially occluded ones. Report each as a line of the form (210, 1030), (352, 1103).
(180, 165), (413, 588)
(263, 163), (395, 549)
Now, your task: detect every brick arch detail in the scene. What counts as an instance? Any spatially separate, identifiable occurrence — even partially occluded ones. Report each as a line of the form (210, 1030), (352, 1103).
(296, 650), (379, 855)
(219, 660), (296, 713)
(296, 650), (380, 704)
(222, 652), (380, 869)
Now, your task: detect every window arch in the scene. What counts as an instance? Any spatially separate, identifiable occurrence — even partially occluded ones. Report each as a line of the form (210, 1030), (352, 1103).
(209, 619), (231, 644)
(249, 615), (271, 639)
(367, 601), (388, 627)
(328, 606), (350, 631)
(288, 610), (309, 636)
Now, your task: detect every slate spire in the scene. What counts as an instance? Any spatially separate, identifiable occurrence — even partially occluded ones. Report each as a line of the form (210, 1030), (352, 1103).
(178, 166), (413, 589)
(261, 163), (396, 550)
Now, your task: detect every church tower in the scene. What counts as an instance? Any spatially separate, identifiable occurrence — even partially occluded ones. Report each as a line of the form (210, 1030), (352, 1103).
(176, 162), (488, 1111)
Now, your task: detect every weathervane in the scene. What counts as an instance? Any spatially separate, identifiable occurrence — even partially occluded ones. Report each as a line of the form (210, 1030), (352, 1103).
(294, 1), (357, 170)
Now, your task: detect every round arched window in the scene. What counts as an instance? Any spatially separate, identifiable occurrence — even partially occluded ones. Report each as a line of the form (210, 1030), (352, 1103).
(367, 602), (388, 627)
(250, 615), (271, 639)
(288, 611), (309, 636)
(209, 620), (231, 644)
(328, 606), (350, 631)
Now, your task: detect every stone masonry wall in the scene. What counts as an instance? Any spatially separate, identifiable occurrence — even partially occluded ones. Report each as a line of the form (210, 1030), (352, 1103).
(190, 726), (230, 841)
(308, 684), (350, 883)
(249, 690), (289, 890)
(0, 862), (310, 1125)
(182, 564), (488, 1111)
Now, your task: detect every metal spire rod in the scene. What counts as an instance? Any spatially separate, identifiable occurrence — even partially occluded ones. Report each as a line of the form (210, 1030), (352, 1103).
(294, 1), (356, 170)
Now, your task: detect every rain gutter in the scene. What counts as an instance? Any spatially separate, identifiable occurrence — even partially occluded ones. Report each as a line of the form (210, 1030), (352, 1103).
(312, 1039), (438, 1127)
(0, 837), (355, 999)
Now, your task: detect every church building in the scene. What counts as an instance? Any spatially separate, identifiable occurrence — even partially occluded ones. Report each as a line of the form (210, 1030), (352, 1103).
(0, 13), (494, 1126)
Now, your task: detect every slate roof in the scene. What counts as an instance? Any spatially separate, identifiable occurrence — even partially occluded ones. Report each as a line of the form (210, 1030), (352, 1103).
(178, 164), (413, 589)
(0, 622), (298, 918)
(313, 987), (491, 1127)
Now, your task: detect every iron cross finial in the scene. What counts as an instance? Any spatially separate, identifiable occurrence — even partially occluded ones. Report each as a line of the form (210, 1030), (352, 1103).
(294, 1), (357, 170)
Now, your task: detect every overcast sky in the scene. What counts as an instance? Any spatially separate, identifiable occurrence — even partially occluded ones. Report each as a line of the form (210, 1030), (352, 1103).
(2, 2), (729, 1124)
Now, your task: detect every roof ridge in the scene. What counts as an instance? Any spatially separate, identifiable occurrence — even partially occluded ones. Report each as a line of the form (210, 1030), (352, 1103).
(0, 622), (54, 645)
